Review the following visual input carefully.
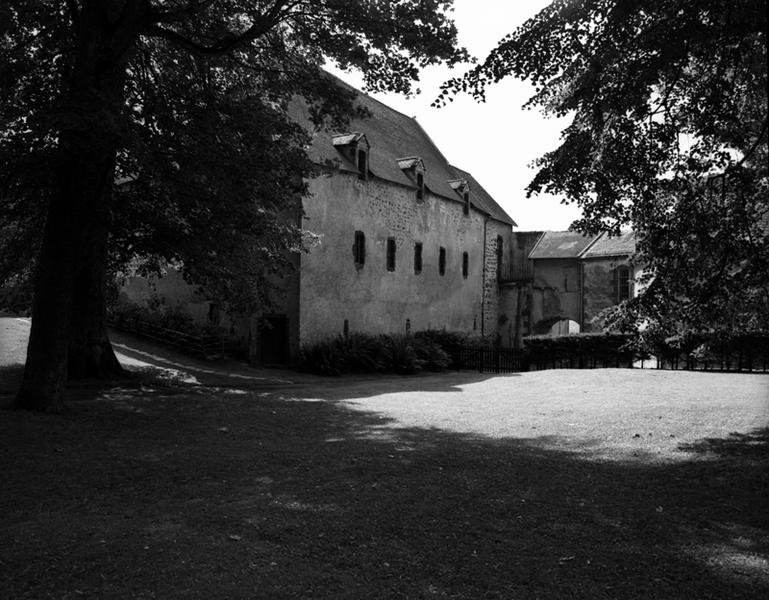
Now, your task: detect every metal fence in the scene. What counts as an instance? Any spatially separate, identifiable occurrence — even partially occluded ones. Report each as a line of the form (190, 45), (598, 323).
(459, 346), (526, 373)
(461, 345), (768, 374)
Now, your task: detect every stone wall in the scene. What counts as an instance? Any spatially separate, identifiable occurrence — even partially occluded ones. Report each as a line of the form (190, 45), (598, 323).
(529, 258), (582, 329)
(581, 257), (641, 332)
(481, 219), (512, 344)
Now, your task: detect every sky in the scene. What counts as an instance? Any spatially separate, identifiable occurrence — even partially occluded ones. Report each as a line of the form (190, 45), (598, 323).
(326, 0), (582, 232)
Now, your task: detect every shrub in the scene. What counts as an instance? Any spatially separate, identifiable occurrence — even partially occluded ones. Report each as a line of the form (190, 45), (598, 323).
(411, 337), (450, 371)
(341, 333), (389, 373)
(523, 333), (635, 368)
(414, 329), (472, 369)
(298, 337), (348, 376)
(381, 334), (423, 374)
(298, 330), (457, 376)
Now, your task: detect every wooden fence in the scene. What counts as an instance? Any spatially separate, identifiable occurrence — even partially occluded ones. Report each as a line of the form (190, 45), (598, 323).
(109, 317), (242, 359)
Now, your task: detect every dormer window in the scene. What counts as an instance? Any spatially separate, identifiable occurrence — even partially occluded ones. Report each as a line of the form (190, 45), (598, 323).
(397, 156), (426, 202)
(357, 149), (367, 181)
(332, 132), (370, 181)
(449, 178), (471, 216)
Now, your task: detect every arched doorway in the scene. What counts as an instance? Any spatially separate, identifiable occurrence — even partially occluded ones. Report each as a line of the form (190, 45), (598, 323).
(533, 317), (581, 336)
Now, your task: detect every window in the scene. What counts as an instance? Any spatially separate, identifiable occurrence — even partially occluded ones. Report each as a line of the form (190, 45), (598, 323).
(614, 266), (631, 302)
(416, 172), (424, 201)
(462, 252), (469, 278)
(463, 191), (470, 216)
(414, 242), (423, 274)
(353, 231), (365, 266)
(564, 267), (579, 292)
(357, 149), (367, 180)
(208, 302), (220, 325)
(439, 246), (446, 276)
(496, 235), (504, 281)
(386, 237), (396, 271)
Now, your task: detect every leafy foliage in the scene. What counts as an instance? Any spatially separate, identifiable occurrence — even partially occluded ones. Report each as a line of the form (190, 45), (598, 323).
(298, 332), (451, 376)
(523, 331), (769, 372)
(414, 329), (473, 369)
(0, 0), (468, 312)
(440, 0), (768, 336)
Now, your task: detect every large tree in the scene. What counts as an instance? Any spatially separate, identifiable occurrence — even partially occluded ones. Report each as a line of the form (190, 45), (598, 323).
(439, 0), (768, 337)
(1, 0), (468, 411)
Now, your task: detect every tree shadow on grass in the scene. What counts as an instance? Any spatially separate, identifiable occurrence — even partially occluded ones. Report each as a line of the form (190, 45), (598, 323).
(678, 427), (769, 459)
(0, 383), (767, 599)
(0, 364), (23, 405)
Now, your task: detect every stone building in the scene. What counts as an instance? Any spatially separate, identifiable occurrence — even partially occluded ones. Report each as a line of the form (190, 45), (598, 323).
(121, 84), (517, 364)
(501, 230), (638, 340)
(580, 231), (639, 331)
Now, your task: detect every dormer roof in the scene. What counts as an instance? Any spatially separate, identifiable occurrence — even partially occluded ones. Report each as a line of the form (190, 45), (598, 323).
(332, 131), (369, 148)
(448, 178), (469, 193)
(396, 156), (424, 171)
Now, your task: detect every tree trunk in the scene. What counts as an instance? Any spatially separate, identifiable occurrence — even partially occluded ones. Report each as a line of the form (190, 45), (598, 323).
(14, 2), (143, 411)
(67, 195), (124, 381)
(14, 191), (81, 412)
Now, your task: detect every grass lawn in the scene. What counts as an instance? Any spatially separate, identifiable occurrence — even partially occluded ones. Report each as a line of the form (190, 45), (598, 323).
(1, 321), (768, 599)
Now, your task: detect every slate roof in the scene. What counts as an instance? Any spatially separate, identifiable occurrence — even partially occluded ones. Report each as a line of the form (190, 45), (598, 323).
(288, 78), (515, 226)
(528, 231), (597, 259)
(581, 231), (636, 258)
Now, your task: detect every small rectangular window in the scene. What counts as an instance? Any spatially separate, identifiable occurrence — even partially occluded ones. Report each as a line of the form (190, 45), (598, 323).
(439, 246), (446, 276)
(496, 235), (504, 281)
(353, 231), (365, 266)
(414, 242), (422, 274)
(386, 237), (396, 271)
(564, 267), (579, 292)
(208, 302), (220, 325)
(462, 252), (469, 278)
(416, 172), (424, 201)
(615, 266), (631, 302)
(357, 149), (367, 181)
(463, 192), (470, 216)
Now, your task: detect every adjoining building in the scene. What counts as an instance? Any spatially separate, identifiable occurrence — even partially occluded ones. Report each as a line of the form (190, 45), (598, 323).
(501, 230), (638, 341)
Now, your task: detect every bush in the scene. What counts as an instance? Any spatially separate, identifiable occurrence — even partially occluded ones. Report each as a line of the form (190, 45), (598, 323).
(414, 329), (472, 369)
(298, 330), (457, 376)
(521, 331), (769, 371)
(411, 337), (450, 371)
(341, 333), (389, 373)
(523, 333), (635, 368)
(297, 337), (348, 376)
(381, 334), (423, 374)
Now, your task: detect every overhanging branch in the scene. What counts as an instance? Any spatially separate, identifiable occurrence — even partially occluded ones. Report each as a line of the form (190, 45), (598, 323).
(144, 0), (293, 55)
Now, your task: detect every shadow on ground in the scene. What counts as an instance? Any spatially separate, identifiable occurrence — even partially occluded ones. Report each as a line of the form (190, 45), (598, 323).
(1, 375), (767, 600)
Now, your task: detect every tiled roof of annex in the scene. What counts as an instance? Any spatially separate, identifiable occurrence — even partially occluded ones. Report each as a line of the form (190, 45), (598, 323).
(581, 231), (636, 258)
(288, 77), (515, 227)
(528, 231), (597, 259)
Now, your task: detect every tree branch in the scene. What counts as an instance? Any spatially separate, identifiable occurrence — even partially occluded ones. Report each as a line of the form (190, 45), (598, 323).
(144, 0), (292, 55)
(148, 0), (217, 24)
(65, 0), (80, 30)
